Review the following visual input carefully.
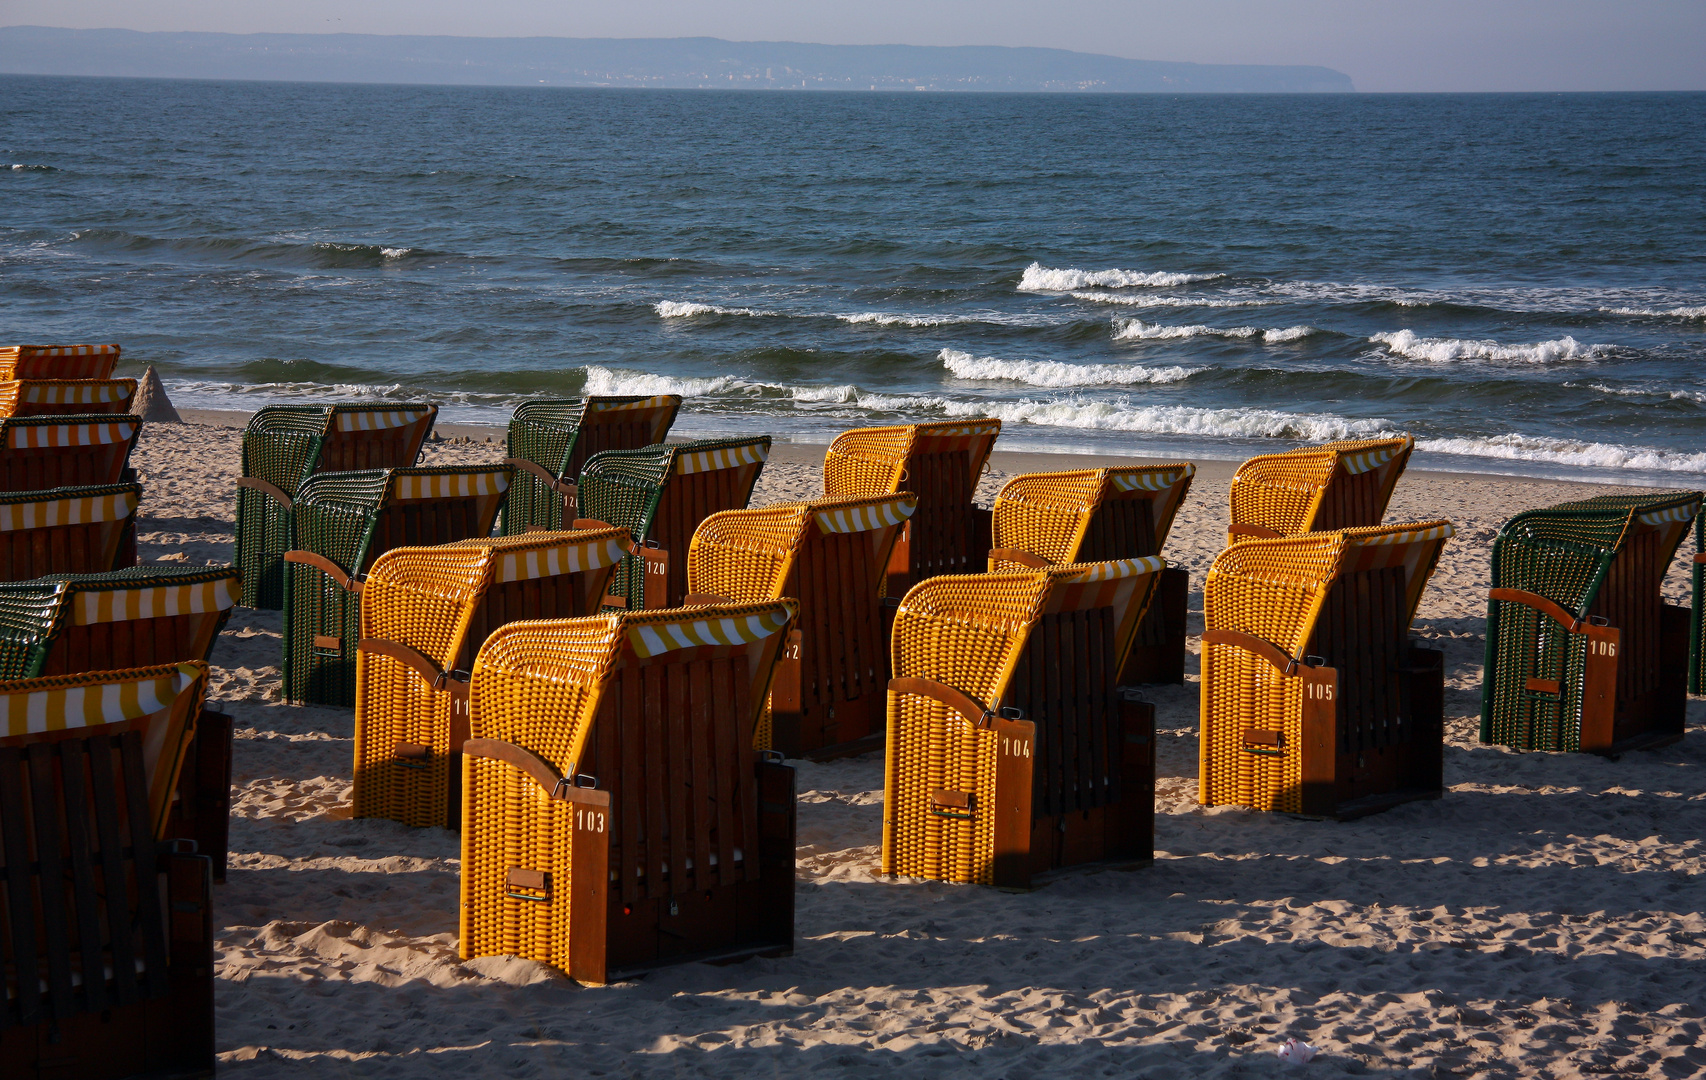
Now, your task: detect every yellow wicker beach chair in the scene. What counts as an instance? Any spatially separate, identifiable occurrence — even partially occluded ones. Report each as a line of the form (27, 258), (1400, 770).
(823, 419), (1001, 594)
(1228, 436), (1414, 543)
(501, 396), (682, 534)
(881, 558), (1164, 889)
(0, 483), (141, 582)
(459, 599), (798, 984)
(0, 379), (138, 419)
(0, 343), (121, 381)
(0, 414), (141, 492)
(351, 527), (631, 830)
(687, 493), (917, 757)
(989, 464), (1196, 684)
(0, 662), (215, 1079)
(1199, 520), (1453, 818)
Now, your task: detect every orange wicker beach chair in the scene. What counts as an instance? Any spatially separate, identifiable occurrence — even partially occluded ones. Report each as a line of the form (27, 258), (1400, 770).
(0, 662), (215, 1080)
(459, 600), (799, 984)
(687, 493), (917, 757)
(1199, 521), (1454, 818)
(824, 419), (1001, 595)
(236, 403), (438, 609)
(501, 396), (682, 535)
(1484, 492), (1700, 755)
(989, 464), (1196, 684)
(578, 436), (771, 610)
(881, 558), (1164, 889)
(0, 379), (137, 419)
(0, 483), (142, 582)
(281, 464), (511, 707)
(0, 343), (121, 381)
(0, 414), (141, 492)
(351, 527), (630, 831)
(1228, 436), (1414, 543)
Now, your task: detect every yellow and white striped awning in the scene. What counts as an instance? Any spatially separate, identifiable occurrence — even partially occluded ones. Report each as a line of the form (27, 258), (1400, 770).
(588, 395), (676, 414)
(1109, 464), (1196, 492)
(334, 407), (434, 432)
(0, 489), (138, 531)
(390, 468), (510, 501)
(16, 380), (134, 405)
(1344, 522), (1455, 548)
(1336, 438), (1413, 475)
(0, 344), (120, 359)
(494, 534), (629, 584)
(1637, 502), (1699, 526)
(2, 662), (197, 737)
(6, 419), (139, 449)
(812, 495), (916, 535)
(627, 605), (792, 659)
(919, 420), (1000, 439)
(73, 575), (238, 626)
(674, 440), (769, 476)
(1062, 555), (1166, 582)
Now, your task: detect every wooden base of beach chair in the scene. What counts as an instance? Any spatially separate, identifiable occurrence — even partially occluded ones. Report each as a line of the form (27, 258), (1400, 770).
(1304, 645), (1445, 820)
(1600, 602), (1688, 755)
(884, 504), (992, 597)
(769, 691), (887, 761)
(1022, 694), (1155, 881)
(167, 710), (233, 883)
(1118, 566), (1188, 685)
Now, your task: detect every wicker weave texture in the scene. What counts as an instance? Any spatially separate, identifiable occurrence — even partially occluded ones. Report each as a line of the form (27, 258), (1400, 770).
(500, 396), (681, 534)
(990, 464), (1196, 567)
(1228, 437), (1413, 541)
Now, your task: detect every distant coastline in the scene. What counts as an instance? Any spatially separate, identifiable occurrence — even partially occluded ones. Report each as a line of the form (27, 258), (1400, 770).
(0, 26), (1354, 93)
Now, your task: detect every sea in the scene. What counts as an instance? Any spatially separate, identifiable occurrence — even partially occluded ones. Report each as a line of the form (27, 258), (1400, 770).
(3, 77), (1704, 482)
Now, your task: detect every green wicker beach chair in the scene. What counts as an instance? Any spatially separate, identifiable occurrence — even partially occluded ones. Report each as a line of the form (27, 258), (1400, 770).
(500, 396), (682, 535)
(236, 403), (438, 609)
(281, 464), (510, 706)
(1482, 491), (1701, 755)
(578, 436), (770, 610)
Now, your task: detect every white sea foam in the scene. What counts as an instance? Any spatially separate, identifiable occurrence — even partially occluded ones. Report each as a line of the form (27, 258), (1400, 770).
(940, 348), (1199, 387)
(1417, 434), (1706, 474)
(1069, 291), (1269, 309)
(380, 247), (412, 258)
(1370, 329), (1609, 363)
(1113, 319), (1321, 343)
(837, 312), (963, 327)
(790, 384), (861, 403)
(653, 300), (770, 318)
(1018, 262), (1225, 291)
(581, 365), (744, 397)
(1600, 305), (1706, 319)
(1571, 382), (1706, 404)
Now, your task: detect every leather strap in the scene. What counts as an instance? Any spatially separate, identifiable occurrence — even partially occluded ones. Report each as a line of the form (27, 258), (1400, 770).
(502, 457), (576, 496)
(987, 548), (1051, 569)
(1489, 587), (1585, 632)
(283, 550), (362, 593)
(1228, 522), (1283, 540)
(237, 476), (292, 509)
(1200, 628), (1304, 676)
(571, 518), (613, 531)
(463, 738), (560, 794)
(357, 638), (467, 689)
(682, 592), (734, 606)
(888, 676), (994, 728)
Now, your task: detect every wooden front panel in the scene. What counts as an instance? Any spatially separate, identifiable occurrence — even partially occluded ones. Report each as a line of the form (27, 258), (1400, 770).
(652, 469), (756, 607)
(1590, 525), (1663, 707)
(1314, 467), (1385, 531)
(457, 573), (588, 672)
(1306, 565), (1407, 758)
(903, 450), (978, 580)
(0, 521), (126, 582)
(0, 445), (129, 492)
(793, 529), (888, 711)
(365, 496), (496, 573)
(42, 612), (224, 677)
(318, 417), (433, 473)
(568, 419), (664, 482)
(1006, 606), (1120, 820)
(1082, 496), (1158, 561)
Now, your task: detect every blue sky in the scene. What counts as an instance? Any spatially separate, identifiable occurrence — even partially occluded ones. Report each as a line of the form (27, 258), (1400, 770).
(1, 0), (1702, 92)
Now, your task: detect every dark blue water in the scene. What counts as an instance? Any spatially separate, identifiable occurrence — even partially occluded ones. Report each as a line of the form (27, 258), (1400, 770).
(3, 77), (1704, 479)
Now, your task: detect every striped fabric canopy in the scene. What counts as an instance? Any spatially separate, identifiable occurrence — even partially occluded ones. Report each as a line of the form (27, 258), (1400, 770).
(72, 573), (238, 626)
(2, 661), (199, 737)
(674, 439), (770, 476)
(389, 467), (511, 501)
(333, 406), (435, 432)
(625, 603), (794, 659)
(0, 487), (138, 531)
(811, 493), (917, 535)
(8, 379), (135, 405)
(1109, 464), (1196, 492)
(0, 344), (120, 359)
(587, 395), (677, 414)
(5, 417), (139, 448)
(491, 532), (630, 584)
(1336, 437), (1414, 476)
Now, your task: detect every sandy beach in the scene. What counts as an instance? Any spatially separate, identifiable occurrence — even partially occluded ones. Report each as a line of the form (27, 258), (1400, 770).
(135, 411), (1705, 1079)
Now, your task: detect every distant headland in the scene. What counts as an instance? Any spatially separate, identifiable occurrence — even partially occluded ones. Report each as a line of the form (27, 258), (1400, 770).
(0, 26), (1355, 93)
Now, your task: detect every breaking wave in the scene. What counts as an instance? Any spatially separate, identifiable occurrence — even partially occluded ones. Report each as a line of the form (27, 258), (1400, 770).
(1370, 330), (1610, 363)
(581, 365), (745, 397)
(1417, 434), (1706, 474)
(1113, 319), (1322, 343)
(653, 300), (772, 318)
(1070, 291), (1270, 309)
(1018, 262), (1225, 291)
(1599, 305), (1706, 319)
(939, 349), (1199, 387)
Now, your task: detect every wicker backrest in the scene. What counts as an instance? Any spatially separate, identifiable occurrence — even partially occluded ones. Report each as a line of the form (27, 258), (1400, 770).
(580, 436), (771, 609)
(0, 414), (141, 492)
(0, 344), (121, 381)
(0, 379), (138, 419)
(502, 396), (682, 534)
(1484, 491), (1700, 751)
(881, 559), (1163, 884)
(1229, 437), (1413, 541)
(990, 464), (1195, 569)
(352, 528), (630, 829)
(1200, 521), (1453, 812)
(0, 566), (239, 681)
(0, 483), (141, 582)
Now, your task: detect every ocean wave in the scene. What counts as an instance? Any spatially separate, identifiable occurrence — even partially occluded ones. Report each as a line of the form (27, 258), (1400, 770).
(1418, 434), (1706, 474)
(1370, 329), (1609, 363)
(837, 312), (964, 327)
(1070, 291), (1269, 309)
(581, 365), (745, 397)
(1114, 319), (1322, 343)
(940, 348), (1199, 387)
(1569, 382), (1706, 404)
(7, 164), (57, 172)
(653, 300), (771, 318)
(1599, 305), (1706, 319)
(1018, 262), (1225, 291)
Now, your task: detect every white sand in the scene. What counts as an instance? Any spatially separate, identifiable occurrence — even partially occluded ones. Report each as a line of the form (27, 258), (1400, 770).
(136, 416), (1706, 1078)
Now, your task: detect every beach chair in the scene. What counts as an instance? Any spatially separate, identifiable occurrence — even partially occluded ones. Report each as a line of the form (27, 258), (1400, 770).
(823, 419), (1001, 594)
(989, 464), (1196, 684)
(351, 526), (630, 830)
(0, 483), (142, 582)
(880, 558), (1164, 889)
(0, 343), (121, 381)
(0, 379), (138, 419)
(687, 493), (917, 757)
(0, 662), (215, 1080)
(578, 436), (770, 610)
(235, 403), (438, 609)
(1198, 521), (1454, 817)
(1227, 436), (1414, 543)
(1483, 492), (1700, 755)
(0, 414), (141, 492)
(500, 396), (682, 535)
(459, 600), (799, 985)
(281, 464), (511, 707)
